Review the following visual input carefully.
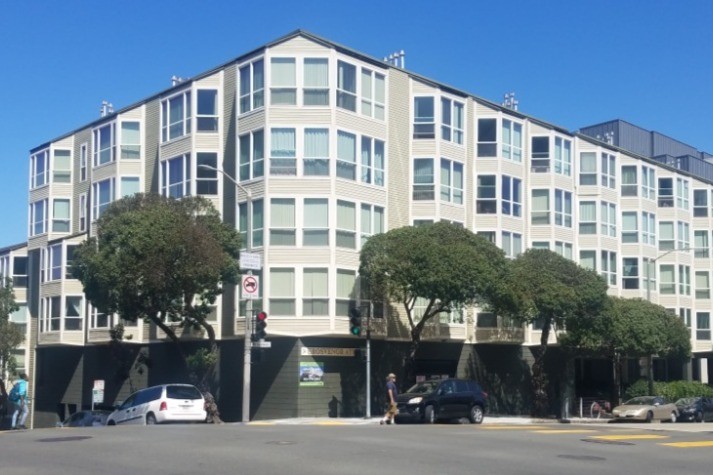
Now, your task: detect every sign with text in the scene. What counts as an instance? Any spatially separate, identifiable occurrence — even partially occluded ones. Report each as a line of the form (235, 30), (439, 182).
(240, 252), (262, 271)
(242, 275), (259, 299)
(301, 347), (356, 357)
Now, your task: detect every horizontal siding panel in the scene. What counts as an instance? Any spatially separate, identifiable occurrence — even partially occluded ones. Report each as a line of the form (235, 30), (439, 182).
(237, 110), (266, 133)
(334, 250), (359, 267)
(38, 333), (61, 345)
(195, 133), (221, 150)
(411, 78), (437, 95)
(269, 248), (331, 264)
(411, 202), (436, 216)
(440, 203), (465, 221)
(41, 282), (63, 296)
(118, 161), (143, 176)
(440, 142), (466, 161)
(64, 281), (84, 294)
(694, 341), (712, 352)
(475, 102), (498, 115)
(240, 179), (266, 200)
(51, 184), (73, 196)
(92, 163), (119, 182)
(475, 328), (525, 344)
(530, 123), (551, 135)
(474, 215), (500, 229)
(119, 107), (143, 120)
(656, 207), (678, 221)
(61, 331), (84, 345)
(268, 179), (331, 195)
(272, 108), (332, 125)
(619, 197), (641, 210)
(599, 188), (619, 203)
(160, 135), (192, 160)
(500, 217), (525, 232)
(30, 186), (51, 202)
(529, 174), (554, 188)
(529, 227), (553, 240)
(27, 235), (48, 251)
(411, 141), (436, 156)
(195, 72), (222, 88)
(334, 110), (387, 139)
(553, 227), (575, 241)
(553, 175), (575, 190)
(474, 159), (501, 174)
(54, 136), (74, 148)
(334, 182), (387, 204)
(270, 36), (331, 55)
(88, 329), (112, 343)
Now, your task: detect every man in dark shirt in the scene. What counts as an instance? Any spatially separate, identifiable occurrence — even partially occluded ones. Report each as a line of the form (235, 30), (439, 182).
(380, 373), (398, 425)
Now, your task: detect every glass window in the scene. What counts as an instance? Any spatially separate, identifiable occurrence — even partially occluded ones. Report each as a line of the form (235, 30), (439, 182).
(304, 198), (329, 246)
(413, 97), (435, 139)
(303, 58), (329, 106)
(642, 211), (656, 245)
(31, 150), (49, 188)
(120, 177), (140, 198)
(79, 144), (88, 181)
(196, 90), (218, 132)
(501, 119), (522, 162)
(676, 178), (689, 210)
(337, 61), (357, 112)
(579, 250), (596, 270)
(694, 230), (709, 258)
(600, 250), (617, 286)
(476, 175), (496, 214)
(337, 131), (356, 180)
(239, 130), (264, 181)
(239, 59), (264, 113)
(679, 265), (691, 295)
(303, 268), (329, 316)
(93, 123), (116, 166)
(270, 198), (295, 246)
(622, 257), (639, 289)
(269, 268), (295, 316)
(601, 153), (616, 188)
(270, 128), (296, 175)
(501, 176), (522, 217)
(361, 136), (385, 186)
(238, 199), (264, 249)
(658, 177), (674, 207)
(554, 189), (572, 228)
(160, 154), (191, 198)
(696, 271), (710, 299)
(53, 150), (71, 183)
(441, 98), (464, 144)
(336, 200), (357, 249)
(531, 137), (550, 172)
(677, 221), (690, 249)
(554, 138), (572, 176)
(660, 264), (675, 294)
(555, 242), (573, 260)
(696, 313), (711, 341)
(30, 199), (47, 236)
(12, 256), (28, 288)
(49, 244), (62, 281)
(600, 202), (616, 237)
(161, 91), (191, 142)
(413, 159), (434, 200)
(52, 198), (70, 233)
(92, 178), (115, 219)
(440, 159), (463, 204)
(579, 152), (597, 186)
(64, 296), (83, 331)
(621, 166), (637, 196)
(642, 166), (656, 200)
(502, 231), (522, 258)
(65, 245), (76, 280)
(270, 58), (296, 105)
(477, 119), (497, 157)
(361, 68), (385, 119)
(622, 212), (638, 243)
(579, 202), (596, 234)
(336, 269), (356, 317)
(120, 122), (141, 159)
(79, 193), (87, 232)
(531, 190), (550, 225)
(360, 204), (384, 246)
(693, 189), (708, 217)
(196, 153), (218, 195)
(304, 128), (329, 176)
(659, 221), (674, 250)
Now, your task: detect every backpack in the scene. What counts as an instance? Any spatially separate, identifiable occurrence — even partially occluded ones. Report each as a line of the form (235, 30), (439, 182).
(8, 384), (20, 402)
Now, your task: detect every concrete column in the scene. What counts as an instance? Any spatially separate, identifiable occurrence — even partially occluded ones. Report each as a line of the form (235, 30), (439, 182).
(701, 358), (709, 384)
(682, 359), (693, 381)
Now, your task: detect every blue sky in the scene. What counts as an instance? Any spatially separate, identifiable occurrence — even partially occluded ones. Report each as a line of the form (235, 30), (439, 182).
(1, 0), (712, 247)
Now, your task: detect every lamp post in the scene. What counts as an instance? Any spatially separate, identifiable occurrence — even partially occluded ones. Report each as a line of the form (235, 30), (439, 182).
(198, 164), (253, 422)
(644, 246), (698, 395)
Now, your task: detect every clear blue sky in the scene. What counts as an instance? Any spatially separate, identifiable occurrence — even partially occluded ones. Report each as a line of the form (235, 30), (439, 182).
(1, 0), (712, 247)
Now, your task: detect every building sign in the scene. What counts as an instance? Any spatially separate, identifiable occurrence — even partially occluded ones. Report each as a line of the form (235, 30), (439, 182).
(301, 347), (356, 357)
(299, 362), (324, 387)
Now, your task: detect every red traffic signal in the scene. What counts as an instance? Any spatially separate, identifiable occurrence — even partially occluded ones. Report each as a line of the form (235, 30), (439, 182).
(254, 311), (268, 340)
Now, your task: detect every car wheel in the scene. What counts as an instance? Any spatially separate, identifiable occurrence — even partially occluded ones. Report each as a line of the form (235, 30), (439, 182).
(146, 413), (157, 425)
(695, 411), (703, 423)
(424, 405), (436, 424)
(669, 412), (677, 423)
(645, 411), (653, 423)
(469, 405), (484, 424)
(107, 420), (116, 426)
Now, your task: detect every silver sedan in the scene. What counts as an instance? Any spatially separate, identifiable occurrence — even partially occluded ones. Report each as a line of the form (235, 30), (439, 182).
(611, 396), (678, 422)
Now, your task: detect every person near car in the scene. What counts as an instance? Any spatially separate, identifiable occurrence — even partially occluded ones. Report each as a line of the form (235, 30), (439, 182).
(380, 373), (398, 425)
(10, 372), (29, 430)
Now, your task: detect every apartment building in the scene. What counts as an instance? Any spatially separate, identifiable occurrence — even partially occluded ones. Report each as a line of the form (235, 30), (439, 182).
(17, 30), (713, 426)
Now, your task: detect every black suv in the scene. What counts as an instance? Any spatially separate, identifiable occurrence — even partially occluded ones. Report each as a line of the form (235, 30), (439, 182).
(395, 379), (488, 424)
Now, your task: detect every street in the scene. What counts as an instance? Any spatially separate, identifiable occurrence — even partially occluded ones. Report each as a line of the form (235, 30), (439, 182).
(1, 421), (712, 475)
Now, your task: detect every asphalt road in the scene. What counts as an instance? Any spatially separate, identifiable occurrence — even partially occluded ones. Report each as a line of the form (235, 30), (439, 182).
(1, 421), (712, 475)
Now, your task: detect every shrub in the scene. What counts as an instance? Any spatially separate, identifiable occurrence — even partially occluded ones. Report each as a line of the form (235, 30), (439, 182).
(624, 379), (713, 401)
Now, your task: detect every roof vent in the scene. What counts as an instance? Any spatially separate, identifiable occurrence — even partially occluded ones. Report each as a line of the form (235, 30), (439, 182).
(596, 131), (615, 145)
(171, 75), (186, 86)
(99, 100), (114, 117)
(383, 50), (405, 69)
(502, 92), (519, 111)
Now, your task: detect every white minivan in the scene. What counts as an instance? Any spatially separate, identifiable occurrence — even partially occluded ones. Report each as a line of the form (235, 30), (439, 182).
(106, 384), (207, 425)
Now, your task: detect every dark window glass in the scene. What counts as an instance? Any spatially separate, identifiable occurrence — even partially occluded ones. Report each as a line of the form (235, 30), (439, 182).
(166, 385), (202, 400)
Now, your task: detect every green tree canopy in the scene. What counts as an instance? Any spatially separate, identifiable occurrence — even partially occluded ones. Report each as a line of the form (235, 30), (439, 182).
(359, 222), (514, 375)
(72, 194), (241, 376)
(0, 276), (23, 379)
(508, 249), (609, 415)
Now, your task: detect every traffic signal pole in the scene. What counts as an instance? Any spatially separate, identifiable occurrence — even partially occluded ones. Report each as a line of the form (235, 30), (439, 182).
(366, 301), (372, 419)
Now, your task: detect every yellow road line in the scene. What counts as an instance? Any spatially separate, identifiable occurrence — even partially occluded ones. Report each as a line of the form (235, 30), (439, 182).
(247, 421), (276, 426)
(660, 441), (713, 448)
(589, 434), (668, 440)
(480, 425), (548, 430)
(533, 429), (598, 434)
(314, 421), (347, 426)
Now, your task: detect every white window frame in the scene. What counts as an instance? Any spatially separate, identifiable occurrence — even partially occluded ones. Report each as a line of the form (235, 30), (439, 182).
(52, 149), (72, 183)
(501, 119), (522, 162)
(269, 198), (296, 246)
(360, 136), (385, 186)
(601, 152), (616, 189)
(622, 211), (638, 244)
(239, 58), (265, 114)
(501, 176), (522, 217)
(120, 121), (142, 159)
(441, 97), (464, 144)
(554, 137), (572, 176)
(79, 193), (87, 232)
(336, 200), (357, 249)
(161, 90), (191, 142)
(270, 128), (297, 176)
(579, 152), (597, 186)
(554, 189), (572, 228)
(196, 89), (219, 132)
(92, 178), (115, 220)
(477, 118), (497, 157)
(642, 166), (656, 200)
(413, 96), (435, 139)
(476, 175), (497, 214)
(413, 158), (435, 201)
(304, 57), (330, 107)
(642, 211), (656, 245)
(676, 178), (689, 210)
(531, 189), (550, 225)
(531, 136), (550, 173)
(93, 122), (116, 166)
(600, 250), (617, 286)
(621, 165), (638, 196)
(501, 231), (522, 258)
(440, 158), (463, 205)
(360, 67), (385, 119)
(160, 154), (191, 198)
(693, 189), (708, 217)
(269, 267), (296, 316)
(79, 143), (88, 181)
(303, 198), (329, 246)
(579, 201), (597, 235)
(270, 57), (297, 106)
(239, 129), (265, 181)
(30, 149), (49, 189)
(337, 60), (357, 112)
(30, 199), (47, 236)
(360, 204), (385, 247)
(600, 201), (616, 237)
(52, 198), (71, 233)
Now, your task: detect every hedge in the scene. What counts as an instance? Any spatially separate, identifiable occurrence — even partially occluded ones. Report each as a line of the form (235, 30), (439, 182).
(624, 379), (713, 401)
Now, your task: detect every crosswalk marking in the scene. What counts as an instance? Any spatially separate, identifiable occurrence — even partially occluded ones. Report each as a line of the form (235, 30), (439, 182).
(533, 429), (598, 434)
(589, 434), (668, 440)
(480, 425), (548, 430)
(660, 441), (713, 448)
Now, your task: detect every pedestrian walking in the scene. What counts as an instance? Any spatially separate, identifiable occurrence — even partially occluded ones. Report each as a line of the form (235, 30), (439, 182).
(380, 373), (398, 425)
(9, 372), (29, 430)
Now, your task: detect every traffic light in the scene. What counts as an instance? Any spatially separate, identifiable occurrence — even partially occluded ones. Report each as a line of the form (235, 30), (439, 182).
(253, 311), (267, 341)
(349, 307), (362, 336)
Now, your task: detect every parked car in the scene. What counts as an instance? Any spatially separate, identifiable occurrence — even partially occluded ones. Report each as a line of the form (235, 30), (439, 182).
(106, 384), (206, 426)
(395, 379), (488, 424)
(674, 397), (713, 422)
(611, 396), (678, 422)
(57, 410), (111, 427)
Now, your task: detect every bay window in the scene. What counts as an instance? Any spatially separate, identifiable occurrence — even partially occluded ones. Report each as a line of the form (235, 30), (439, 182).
(120, 121), (141, 159)
(336, 269), (356, 316)
(160, 154), (191, 198)
(477, 119), (497, 157)
(270, 198), (295, 245)
(413, 97), (435, 139)
(239, 59), (264, 113)
(270, 128), (296, 175)
(92, 178), (115, 219)
(303, 268), (329, 316)
(52, 198), (70, 233)
(53, 150), (71, 183)
(304, 128), (329, 176)
(31, 150), (48, 188)
(337, 61), (357, 112)
(161, 91), (191, 142)
(269, 268), (295, 316)
(502, 119), (522, 162)
(239, 130), (264, 181)
(476, 175), (496, 214)
(361, 68), (385, 119)
(440, 159), (463, 204)
(303, 198), (329, 246)
(336, 200), (357, 249)
(196, 153), (218, 195)
(93, 123), (116, 165)
(413, 159), (434, 200)
(270, 58), (296, 105)
(501, 176), (522, 217)
(531, 137), (550, 172)
(196, 89), (218, 132)
(304, 58), (329, 106)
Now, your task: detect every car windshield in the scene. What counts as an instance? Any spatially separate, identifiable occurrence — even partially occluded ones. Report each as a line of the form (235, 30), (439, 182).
(675, 397), (697, 406)
(166, 385), (202, 400)
(405, 381), (440, 394)
(625, 396), (655, 405)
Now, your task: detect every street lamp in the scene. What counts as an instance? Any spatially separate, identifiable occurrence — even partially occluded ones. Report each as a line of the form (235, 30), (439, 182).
(198, 164), (253, 422)
(644, 246), (699, 395)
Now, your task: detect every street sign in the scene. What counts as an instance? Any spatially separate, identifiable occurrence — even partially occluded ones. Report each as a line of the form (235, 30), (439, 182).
(252, 340), (272, 348)
(240, 252), (262, 271)
(242, 275), (259, 299)
(93, 379), (105, 391)
(92, 389), (104, 404)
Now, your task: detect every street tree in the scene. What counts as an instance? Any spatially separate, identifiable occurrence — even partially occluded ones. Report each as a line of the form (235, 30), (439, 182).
(359, 222), (514, 380)
(560, 296), (691, 403)
(508, 249), (609, 416)
(0, 276), (24, 397)
(72, 194), (241, 384)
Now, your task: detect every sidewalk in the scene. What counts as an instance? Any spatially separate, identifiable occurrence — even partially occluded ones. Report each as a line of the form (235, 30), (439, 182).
(246, 415), (559, 426)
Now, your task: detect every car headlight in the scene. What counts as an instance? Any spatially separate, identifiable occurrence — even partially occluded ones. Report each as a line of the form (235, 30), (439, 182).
(408, 397), (423, 404)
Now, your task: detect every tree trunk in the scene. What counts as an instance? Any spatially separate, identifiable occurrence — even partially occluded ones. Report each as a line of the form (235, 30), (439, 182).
(403, 330), (421, 386)
(531, 320), (551, 417)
